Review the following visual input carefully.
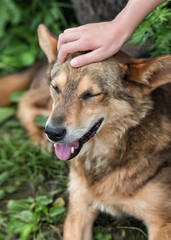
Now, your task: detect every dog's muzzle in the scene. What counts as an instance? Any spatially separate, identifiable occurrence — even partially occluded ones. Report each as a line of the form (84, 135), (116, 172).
(45, 118), (104, 161)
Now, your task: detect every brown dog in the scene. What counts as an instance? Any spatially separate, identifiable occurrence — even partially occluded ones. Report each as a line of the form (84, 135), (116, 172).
(37, 25), (171, 240)
(0, 25), (171, 239)
(0, 57), (52, 146)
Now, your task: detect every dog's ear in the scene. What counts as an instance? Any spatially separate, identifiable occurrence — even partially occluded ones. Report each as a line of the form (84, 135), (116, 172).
(38, 24), (58, 63)
(120, 55), (171, 95)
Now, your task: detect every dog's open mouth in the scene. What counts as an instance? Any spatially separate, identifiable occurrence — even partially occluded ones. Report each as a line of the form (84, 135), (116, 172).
(54, 118), (104, 161)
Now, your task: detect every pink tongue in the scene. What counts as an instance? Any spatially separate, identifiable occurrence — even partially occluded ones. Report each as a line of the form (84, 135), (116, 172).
(55, 140), (79, 161)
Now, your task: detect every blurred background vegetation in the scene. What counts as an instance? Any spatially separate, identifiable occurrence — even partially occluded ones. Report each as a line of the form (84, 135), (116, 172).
(0, 0), (170, 76)
(0, 0), (77, 75)
(0, 0), (170, 239)
(129, 1), (171, 57)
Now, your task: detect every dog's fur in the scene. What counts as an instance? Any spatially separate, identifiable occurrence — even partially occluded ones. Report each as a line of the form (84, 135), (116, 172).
(0, 25), (171, 240)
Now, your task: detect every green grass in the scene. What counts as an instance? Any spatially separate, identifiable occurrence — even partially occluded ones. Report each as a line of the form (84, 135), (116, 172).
(0, 119), (68, 240)
(0, 117), (148, 240)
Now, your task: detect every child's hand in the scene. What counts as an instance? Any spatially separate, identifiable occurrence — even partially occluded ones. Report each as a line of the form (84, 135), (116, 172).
(57, 21), (128, 68)
(57, 0), (166, 68)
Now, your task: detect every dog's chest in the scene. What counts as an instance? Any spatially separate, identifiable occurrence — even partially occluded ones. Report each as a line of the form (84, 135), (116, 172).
(69, 168), (125, 217)
(70, 160), (137, 219)
(92, 199), (125, 217)
(79, 138), (126, 181)
(89, 178), (133, 218)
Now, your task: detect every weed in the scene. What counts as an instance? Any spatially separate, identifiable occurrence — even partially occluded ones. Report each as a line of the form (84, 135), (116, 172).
(130, 1), (171, 57)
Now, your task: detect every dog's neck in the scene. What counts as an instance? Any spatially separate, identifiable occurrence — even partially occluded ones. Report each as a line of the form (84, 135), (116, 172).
(76, 102), (148, 181)
(76, 121), (128, 182)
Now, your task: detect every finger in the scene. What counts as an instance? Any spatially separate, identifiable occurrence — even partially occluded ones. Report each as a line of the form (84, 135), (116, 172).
(64, 24), (88, 33)
(58, 41), (88, 65)
(70, 49), (105, 68)
(64, 26), (81, 33)
(57, 32), (79, 51)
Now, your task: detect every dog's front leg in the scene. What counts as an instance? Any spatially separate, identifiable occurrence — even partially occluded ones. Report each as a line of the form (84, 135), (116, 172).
(63, 168), (98, 240)
(149, 223), (171, 240)
(63, 204), (98, 240)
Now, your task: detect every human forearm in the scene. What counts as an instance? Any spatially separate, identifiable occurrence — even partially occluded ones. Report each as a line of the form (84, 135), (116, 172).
(114, 0), (167, 41)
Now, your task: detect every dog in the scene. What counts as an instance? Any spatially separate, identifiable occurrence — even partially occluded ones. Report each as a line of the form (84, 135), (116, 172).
(0, 55), (52, 147)
(37, 25), (171, 240)
(1, 25), (171, 240)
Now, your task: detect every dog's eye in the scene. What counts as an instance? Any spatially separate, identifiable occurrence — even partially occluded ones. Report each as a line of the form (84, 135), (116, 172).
(82, 92), (94, 100)
(81, 92), (102, 100)
(52, 85), (60, 94)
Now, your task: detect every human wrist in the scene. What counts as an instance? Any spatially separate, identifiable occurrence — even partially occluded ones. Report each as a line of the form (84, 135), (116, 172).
(120, 0), (167, 33)
(110, 8), (134, 46)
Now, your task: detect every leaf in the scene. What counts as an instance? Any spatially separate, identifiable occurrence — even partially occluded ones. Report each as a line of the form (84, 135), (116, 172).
(17, 210), (33, 222)
(10, 91), (27, 103)
(0, 106), (16, 124)
(0, 0), (21, 37)
(0, 190), (5, 199)
(34, 116), (48, 128)
(31, 212), (40, 225)
(36, 195), (53, 205)
(7, 200), (30, 213)
(49, 206), (65, 218)
(3, 119), (21, 128)
(35, 203), (48, 216)
(21, 223), (38, 240)
(0, 168), (18, 185)
(9, 218), (26, 234)
(26, 196), (35, 204)
(0, 171), (10, 185)
(121, 229), (126, 238)
(2, 52), (36, 68)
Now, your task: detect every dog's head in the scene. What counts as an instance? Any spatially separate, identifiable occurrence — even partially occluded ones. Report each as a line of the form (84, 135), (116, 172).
(38, 24), (171, 161)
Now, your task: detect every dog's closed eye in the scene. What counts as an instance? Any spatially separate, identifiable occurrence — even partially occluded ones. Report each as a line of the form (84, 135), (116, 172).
(52, 85), (61, 94)
(81, 92), (102, 100)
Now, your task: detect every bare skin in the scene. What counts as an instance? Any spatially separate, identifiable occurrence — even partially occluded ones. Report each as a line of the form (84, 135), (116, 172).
(57, 0), (166, 67)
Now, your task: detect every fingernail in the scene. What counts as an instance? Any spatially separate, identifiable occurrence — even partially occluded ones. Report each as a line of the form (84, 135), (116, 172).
(70, 59), (79, 67)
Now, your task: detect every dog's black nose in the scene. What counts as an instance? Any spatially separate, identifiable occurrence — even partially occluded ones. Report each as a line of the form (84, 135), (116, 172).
(45, 124), (66, 142)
